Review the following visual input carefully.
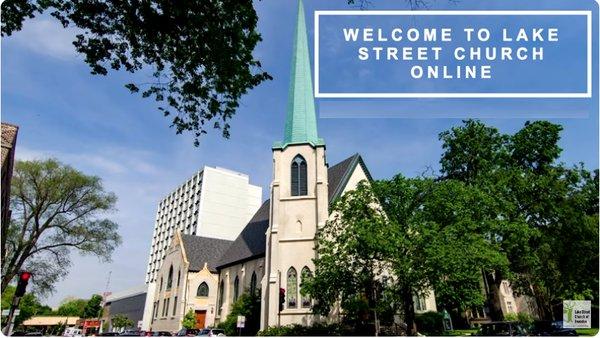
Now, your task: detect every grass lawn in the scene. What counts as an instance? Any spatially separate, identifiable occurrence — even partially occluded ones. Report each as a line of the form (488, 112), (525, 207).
(576, 328), (599, 336)
(442, 329), (478, 336)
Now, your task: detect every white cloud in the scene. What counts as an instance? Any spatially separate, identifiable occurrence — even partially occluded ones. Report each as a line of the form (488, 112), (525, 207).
(7, 18), (79, 60)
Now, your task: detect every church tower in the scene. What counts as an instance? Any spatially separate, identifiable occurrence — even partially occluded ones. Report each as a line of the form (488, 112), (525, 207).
(262, 0), (328, 328)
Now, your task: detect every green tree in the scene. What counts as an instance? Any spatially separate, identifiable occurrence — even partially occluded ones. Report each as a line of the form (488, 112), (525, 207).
(438, 119), (599, 320)
(2, 287), (53, 327)
(83, 294), (103, 319)
(1, 0), (271, 146)
(217, 292), (261, 336)
(111, 314), (134, 330)
(57, 298), (87, 317)
(1, 159), (121, 295)
(304, 178), (509, 335)
(181, 309), (196, 329)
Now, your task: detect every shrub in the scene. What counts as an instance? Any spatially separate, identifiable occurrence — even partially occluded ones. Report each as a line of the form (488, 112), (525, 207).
(415, 311), (445, 335)
(217, 292), (261, 336)
(504, 312), (534, 327)
(181, 309), (196, 329)
(257, 323), (347, 336)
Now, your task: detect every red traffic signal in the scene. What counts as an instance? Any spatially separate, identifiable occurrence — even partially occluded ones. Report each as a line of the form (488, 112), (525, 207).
(15, 271), (32, 297)
(20, 271), (31, 282)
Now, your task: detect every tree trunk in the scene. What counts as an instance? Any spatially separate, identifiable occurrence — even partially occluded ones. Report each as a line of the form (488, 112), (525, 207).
(402, 287), (416, 336)
(483, 271), (504, 321)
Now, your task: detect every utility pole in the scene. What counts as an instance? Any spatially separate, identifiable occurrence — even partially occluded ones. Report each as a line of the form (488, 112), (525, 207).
(2, 271), (32, 336)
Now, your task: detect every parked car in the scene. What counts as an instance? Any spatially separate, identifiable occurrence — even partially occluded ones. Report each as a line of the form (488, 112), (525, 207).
(475, 321), (528, 336)
(530, 321), (578, 336)
(151, 331), (173, 336)
(197, 329), (225, 336)
(24, 331), (43, 336)
(120, 330), (142, 336)
(176, 328), (200, 337)
(98, 333), (121, 336)
(63, 328), (83, 337)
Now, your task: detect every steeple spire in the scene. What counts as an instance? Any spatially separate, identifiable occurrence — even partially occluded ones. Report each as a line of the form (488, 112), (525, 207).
(274, 0), (324, 149)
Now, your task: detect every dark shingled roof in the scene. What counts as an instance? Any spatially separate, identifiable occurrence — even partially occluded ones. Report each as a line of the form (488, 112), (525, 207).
(216, 153), (371, 269)
(180, 234), (232, 272)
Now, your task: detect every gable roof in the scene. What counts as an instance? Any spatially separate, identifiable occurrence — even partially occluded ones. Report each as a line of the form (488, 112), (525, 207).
(216, 153), (371, 269)
(180, 234), (232, 272)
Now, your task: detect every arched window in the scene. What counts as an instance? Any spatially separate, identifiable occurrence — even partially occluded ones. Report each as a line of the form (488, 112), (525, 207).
(287, 267), (297, 308)
(218, 280), (225, 315)
(250, 272), (257, 295)
(301, 267), (312, 308)
(197, 282), (209, 297)
(291, 155), (307, 196)
(233, 276), (240, 302)
(166, 265), (173, 290)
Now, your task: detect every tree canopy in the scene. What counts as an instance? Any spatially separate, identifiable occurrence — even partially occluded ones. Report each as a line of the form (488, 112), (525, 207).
(1, 159), (121, 295)
(1, 0), (271, 146)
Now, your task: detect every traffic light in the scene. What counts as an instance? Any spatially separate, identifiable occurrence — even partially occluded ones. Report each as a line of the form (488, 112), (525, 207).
(15, 271), (31, 297)
(279, 288), (285, 312)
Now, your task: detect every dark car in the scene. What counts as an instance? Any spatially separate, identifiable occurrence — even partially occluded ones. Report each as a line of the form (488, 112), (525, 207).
(475, 321), (528, 336)
(98, 332), (121, 336)
(197, 329), (225, 336)
(176, 329), (200, 337)
(530, 321), (578, 336)
(152, 331), (173, 336)
(120, 330), (143, 336)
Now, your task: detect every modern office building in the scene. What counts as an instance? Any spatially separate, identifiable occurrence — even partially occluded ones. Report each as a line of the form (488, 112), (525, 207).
(141, 166), (261, 331)
(145, 166), (262, 284)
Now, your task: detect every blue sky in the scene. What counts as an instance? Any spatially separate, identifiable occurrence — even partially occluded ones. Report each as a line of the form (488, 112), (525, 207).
(1, 0), (598, 307)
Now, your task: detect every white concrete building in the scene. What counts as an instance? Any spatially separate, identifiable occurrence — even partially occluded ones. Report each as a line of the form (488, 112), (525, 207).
(145, 166), (262, 284)
(141, 166), (261, 331)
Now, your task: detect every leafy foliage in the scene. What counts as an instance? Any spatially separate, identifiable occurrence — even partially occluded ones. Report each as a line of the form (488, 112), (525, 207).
(181, 309), (196, 329)
(1, 287), (53, 327)
(56, 297), (87, 317)
(257, 323), (348, 336)
(414, 311), (445, 335)
(304, 176), (510, 334)
(111, 314), (134, 330)
(83, 294), (103, 319)
(438, 119), (598, 320)
(217, 292), (261, 336)
(1, 159), (121, 295)
(1, 0), (272, 146)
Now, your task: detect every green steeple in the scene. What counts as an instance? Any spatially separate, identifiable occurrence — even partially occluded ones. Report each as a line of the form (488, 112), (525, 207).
(273, 0), (324, 149)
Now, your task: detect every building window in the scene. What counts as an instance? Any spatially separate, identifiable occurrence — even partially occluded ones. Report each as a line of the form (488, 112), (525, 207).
(250, 272), (257, 296)
(291, 155), (307, 196)
(233, 276), (240, 303)
(197, 282), (209, 297)
(165, 298), (170, 317)
(300, 267), (312, 308)
(173, 296), (178, 316)
(177, 270), (181, 287)
(287, 267), (297, 308)
(414, 295), (427, 312)
(166, 265), (173, 290)
(506, 301), (514, 313)
(217, 280), (225, 315)
(159, 277), (163, 291)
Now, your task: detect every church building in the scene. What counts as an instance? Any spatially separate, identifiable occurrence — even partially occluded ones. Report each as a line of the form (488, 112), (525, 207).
(145, 0), (436, 331)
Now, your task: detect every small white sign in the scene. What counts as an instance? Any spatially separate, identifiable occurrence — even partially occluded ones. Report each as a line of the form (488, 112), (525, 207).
(236, 315), (245, 328)
(1, 310), (20, 316)
(563, 300), (591, 328)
